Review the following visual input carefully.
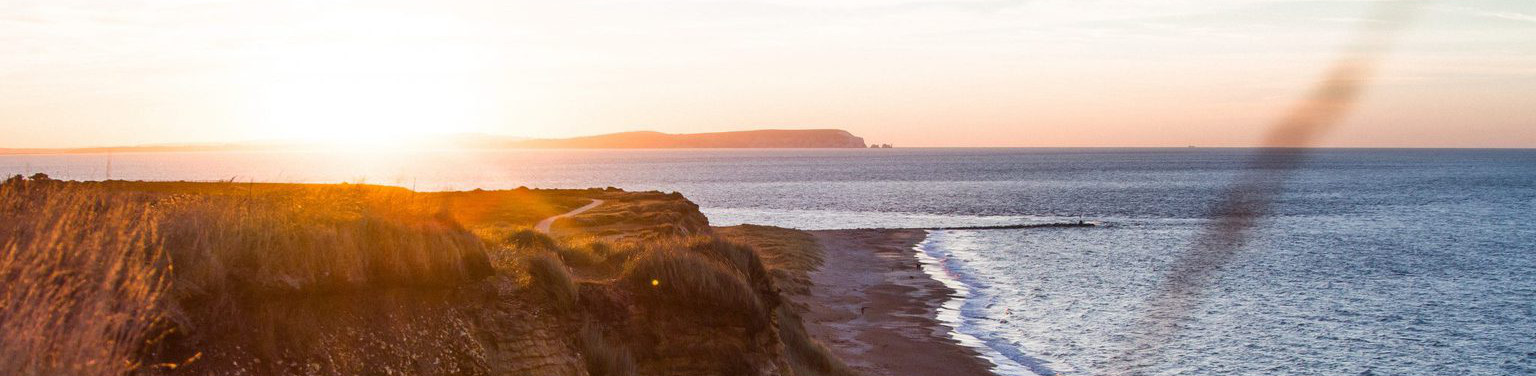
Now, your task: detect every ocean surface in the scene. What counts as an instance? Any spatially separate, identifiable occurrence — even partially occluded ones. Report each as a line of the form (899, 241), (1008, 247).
(5, 148), (1534, 375)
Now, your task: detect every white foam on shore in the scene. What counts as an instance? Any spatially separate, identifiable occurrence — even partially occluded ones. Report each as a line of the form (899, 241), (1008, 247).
(913, 230), (1046, 376)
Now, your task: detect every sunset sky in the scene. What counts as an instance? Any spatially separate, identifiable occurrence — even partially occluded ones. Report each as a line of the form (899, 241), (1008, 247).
(2, 0), (1533, 148)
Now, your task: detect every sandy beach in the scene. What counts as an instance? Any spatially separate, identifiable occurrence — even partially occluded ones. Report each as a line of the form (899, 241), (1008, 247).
(800, 229), (997, 376)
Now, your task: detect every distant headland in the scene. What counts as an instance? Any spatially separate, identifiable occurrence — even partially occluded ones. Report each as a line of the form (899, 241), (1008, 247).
(0, 129), (871, 154)
(509, 129), (868, 149)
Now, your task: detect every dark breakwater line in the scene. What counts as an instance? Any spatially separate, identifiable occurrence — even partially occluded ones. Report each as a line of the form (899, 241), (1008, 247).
(929, 222), (1098, 231)
(838, 221), (1099, 231)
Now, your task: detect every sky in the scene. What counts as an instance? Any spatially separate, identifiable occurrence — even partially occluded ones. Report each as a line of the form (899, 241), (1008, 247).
(1, 0), (1533, 148)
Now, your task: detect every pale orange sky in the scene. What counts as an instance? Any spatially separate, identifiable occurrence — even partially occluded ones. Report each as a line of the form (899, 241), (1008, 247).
(1, 0), (1533, 148)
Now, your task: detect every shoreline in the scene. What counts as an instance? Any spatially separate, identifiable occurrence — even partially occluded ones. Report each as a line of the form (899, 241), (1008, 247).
(800, 229), (999, 376)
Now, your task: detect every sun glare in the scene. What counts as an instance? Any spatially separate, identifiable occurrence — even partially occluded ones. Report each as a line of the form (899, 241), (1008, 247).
(251, 43), (498, 145)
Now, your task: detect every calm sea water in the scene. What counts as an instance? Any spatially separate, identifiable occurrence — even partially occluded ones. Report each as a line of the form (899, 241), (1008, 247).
(5, 148), (1534, 375)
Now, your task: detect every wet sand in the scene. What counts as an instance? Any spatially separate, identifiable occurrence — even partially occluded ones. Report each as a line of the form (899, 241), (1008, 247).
(802, 229), (997, 376)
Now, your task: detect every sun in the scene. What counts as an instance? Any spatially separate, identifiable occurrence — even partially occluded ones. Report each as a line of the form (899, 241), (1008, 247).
(250, 43), (498, 144)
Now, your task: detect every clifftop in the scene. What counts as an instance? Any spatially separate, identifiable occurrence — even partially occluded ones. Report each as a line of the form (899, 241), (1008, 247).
(2, 179), (852, 376)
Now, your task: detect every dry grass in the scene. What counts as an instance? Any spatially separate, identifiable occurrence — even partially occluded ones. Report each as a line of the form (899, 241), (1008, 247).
(555, 236), (615, 268)
(0, 179), (170, 376)
(92, 181), (495, 296)
(717, 225), (856, 376)
(619, 236), (770, 327)
(497, 228), (559, 251)
(579, 324), (637, 376)
(147, 183), (493, 298)
(524, 252), (578, 309)
(2, 178), (499, 374)
(480, 229), (592, 313)
(560, 191), (712, 240)
(432, 188), (591, 234)
(716, 224), (824, 295)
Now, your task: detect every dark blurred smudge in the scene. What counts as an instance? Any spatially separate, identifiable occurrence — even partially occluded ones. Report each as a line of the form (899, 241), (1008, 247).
(1108, 2), (1422, 374)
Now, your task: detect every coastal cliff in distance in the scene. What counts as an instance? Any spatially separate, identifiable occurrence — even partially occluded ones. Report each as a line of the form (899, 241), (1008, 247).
(510, 129), (867, 149)
(0, 129), (868, 154)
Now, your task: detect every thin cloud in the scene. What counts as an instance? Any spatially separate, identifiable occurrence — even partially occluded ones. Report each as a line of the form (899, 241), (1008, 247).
(1478, 10), (1536, 23)
(1437, 4), (1536, 24)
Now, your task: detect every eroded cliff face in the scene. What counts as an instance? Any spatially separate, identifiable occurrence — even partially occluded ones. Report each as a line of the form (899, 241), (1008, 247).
(156, 249), (804, 376)
(155, 286), (584, 376)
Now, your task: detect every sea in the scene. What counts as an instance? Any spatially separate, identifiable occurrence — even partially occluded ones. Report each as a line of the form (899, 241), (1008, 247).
(5, 148), (1534, 375)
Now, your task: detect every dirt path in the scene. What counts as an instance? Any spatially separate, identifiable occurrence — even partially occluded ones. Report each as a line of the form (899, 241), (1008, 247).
(534, 199), (604, 235)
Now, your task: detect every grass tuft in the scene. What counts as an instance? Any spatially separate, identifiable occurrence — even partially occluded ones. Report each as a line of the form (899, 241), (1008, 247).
(502, 228), (558, 250)
(0, 179), (170, 376)
(524, 252), (578, 309)
(619, 236), (767, 325)
(579, 324), (637, 376)
(554, 236), (616, 268)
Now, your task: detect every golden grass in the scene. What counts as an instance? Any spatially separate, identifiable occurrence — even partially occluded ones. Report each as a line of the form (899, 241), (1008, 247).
(498, 228), (559, 251)
(555, 236), (615, 268)
(716, 224), (824, 295)
(432, 188), (591, 234)
(0, 180), (169, 376)
(618, 236), (770, 326)
(524, 252), (578, 309)
(716, 225), (823, 273)
(2, 178), (499, 374)
(559, 191), (712, 241)
(147, 182), (493, 298)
